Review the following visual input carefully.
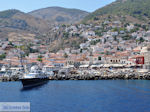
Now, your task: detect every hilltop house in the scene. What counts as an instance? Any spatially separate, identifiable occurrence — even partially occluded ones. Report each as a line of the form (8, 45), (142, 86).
(82, 31), (95, 38)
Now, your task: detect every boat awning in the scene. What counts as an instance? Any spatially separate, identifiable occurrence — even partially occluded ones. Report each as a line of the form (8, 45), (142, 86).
(125, 64), (136, 67)
(43, 65), (55, 68)
(90, 65), (103, 68)
(79, 65), (89, 68)
(10, 67), (23, 70)
(112, 64), (124, 67)
(103, 64), (111, 68)
(63, 65), (74, 69)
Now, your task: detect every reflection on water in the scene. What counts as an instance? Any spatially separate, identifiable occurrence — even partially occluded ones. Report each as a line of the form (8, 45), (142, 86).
(21, 80), (49, 91)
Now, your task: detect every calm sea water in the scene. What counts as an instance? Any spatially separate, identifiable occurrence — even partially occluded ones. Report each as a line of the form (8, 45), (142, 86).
(0, 80), (150, 112)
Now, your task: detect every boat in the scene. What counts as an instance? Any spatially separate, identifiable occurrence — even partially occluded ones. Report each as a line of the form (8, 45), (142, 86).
(0, 66), (7, 77)
(0, 66), (12, 80)
(20, 66), (50, 88)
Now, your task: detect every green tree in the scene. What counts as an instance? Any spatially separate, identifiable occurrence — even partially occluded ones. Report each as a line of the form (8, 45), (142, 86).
(37, 55), (43, 62)
(98, 56), (101, 61)
(63, 32), (69, 39)
(64, 53), (68, 58)
(139, 37), (145, 43)
(80, 49), (83, 53)
(0, 53), (6, 60)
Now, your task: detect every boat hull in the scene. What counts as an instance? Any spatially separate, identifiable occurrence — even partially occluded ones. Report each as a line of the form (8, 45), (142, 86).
(20, 78), (49, 88)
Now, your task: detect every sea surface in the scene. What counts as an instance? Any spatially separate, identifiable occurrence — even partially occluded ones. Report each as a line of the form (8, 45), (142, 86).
(0, 80), (150, 112)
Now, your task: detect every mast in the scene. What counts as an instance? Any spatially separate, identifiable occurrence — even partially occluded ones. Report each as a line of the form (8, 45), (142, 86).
(16, 43), (25, 73)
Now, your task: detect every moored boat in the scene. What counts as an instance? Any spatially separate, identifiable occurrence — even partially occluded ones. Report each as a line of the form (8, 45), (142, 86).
(20, 66), (50, 88)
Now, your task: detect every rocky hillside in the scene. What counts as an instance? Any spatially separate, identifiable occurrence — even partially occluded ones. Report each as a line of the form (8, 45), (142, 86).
(0, 9), (51, 41)
(83, 0), (150, 23)
(0, 8), (89, 51)
(0, 8), (89, 40)
(29, 7), (89, 24)
(0, 9), (50, 33)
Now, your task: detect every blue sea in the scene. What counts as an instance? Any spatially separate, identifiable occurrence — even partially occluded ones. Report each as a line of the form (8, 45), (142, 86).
(0, 80), (150, 112)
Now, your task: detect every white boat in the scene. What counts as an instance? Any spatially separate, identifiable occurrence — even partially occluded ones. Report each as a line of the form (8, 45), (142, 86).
(20, 66), (52, 88)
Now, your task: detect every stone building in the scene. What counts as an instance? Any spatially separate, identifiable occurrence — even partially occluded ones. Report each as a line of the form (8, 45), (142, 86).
(141, 45), (150, 71)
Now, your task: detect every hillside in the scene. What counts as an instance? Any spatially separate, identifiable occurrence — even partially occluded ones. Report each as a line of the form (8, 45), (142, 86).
(0, 9), (50, 33)
(0, 9), (88, 52)
(83, 0), (150, 23)
(0, 9), (52, 41)
(29, 7), (89, 24)
(0, 8), (89, 40)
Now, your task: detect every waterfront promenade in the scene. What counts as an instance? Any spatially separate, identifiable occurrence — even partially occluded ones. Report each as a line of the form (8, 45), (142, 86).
(50, 69), (150, 80)
(0, 68), (150, 81)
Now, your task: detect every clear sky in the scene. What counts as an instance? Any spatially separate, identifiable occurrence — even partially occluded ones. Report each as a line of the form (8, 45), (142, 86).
(0, 0), (116, 13)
